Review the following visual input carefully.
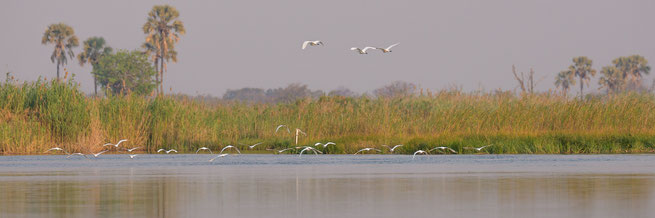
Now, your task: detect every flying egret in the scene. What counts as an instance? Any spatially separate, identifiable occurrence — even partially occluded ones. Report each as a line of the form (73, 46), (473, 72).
(103, 139), (128, 147)
(124, 147), (141, 152)
(302, 40), (324, 49)
(209, 154), (229, 162)
(245, 142), (263, 149)
(412, 150), (429, 159)
(66, 153), (87, 159)
(354, 147), (382, 155)
(195, 147), (213, 154)
(275, 125), (291, 134)
(299, 146), (323, 157)
(429, 147), (458, 154)
(376, 43), (399, 53)
(114, 139), (128, 147)
(44, 147), (68, 154)
(314, 142), (336, 148)
(90, 150), (108, 158)
(464, 144), (493, 152)
(220, 145), (241, 154)
(277, 148), (296, 153)
(157, 149), (177, 154)
(350, 47), (377, 54)
(382, 144), (404, 153)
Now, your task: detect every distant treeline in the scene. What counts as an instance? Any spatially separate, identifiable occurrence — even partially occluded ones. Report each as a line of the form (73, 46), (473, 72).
(220, 81), (417, 104)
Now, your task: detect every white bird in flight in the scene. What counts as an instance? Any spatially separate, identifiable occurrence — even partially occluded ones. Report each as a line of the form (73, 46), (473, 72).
(382, 144), (404, 153)
(314, 142), (336, 148)
(209, 154), (229, 162)
(44, 147), (68, 154)
(354, 147), (382, 155)
(277, 147), (297, 153)
(220, 145), (241, 154)
(302, 40), (324, 49)
(429, 147), (457, 154)
(90, 150), (108, 158)
(245, 142), (263, 149)
(124, 147), (141, 152)
(195, 147), (213, 154)
(103, 139), (128, 148)
(299, 146), (323, 157)
(129, 154), (139, 159)
(376, 43), (399, 53)
(412, 150), (429, 159)
(66, 153), (87, 159)
(464, 144), (493, 152)
(275, 125), (291, 134)
(350, 47), (377, 54)
(157, 149), (178, 154)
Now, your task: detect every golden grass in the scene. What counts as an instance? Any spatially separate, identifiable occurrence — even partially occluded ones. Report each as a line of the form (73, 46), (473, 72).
(1, 79), (655, 154)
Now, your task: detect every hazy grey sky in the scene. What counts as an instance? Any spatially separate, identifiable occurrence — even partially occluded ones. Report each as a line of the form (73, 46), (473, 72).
(2, 0), (654, 95)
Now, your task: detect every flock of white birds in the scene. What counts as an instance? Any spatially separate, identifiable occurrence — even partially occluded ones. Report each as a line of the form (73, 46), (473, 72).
(302, 40), (400, 55)
(43, 124), (493, 161)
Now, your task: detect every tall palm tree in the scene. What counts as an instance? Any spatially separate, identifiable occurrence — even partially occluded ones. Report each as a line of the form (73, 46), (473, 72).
(142, 5), (185, 95)
(555, 70), (575, 95)
(598, 66), (623, 94)
(142, 40), (160, 90)
(78, 37), (113, 96)
(569, 56), (596, 98)
(42, 23), (79, 81)
(612, 55), (651, 90)
(142, 35), (178, 93)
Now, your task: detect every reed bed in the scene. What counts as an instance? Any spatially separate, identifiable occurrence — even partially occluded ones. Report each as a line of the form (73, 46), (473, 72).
(1, 79), (655, 154)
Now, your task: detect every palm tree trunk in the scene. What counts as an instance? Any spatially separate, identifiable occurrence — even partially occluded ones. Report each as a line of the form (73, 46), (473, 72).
(159, 56), (164, 95)
(154, 58), (159, 95)
(56, 62), (60, 81)
(580, 79), (584, 99)
(94, 76), (97, 96)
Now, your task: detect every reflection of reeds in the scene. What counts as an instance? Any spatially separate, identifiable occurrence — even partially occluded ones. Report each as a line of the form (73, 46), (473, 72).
(2, 79), (655, 154)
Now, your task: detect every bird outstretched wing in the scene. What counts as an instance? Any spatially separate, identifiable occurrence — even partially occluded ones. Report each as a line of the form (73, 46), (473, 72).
(362, 47), (376, 52)
(386, 43), (399, 50)
(302, 41), (311, 49)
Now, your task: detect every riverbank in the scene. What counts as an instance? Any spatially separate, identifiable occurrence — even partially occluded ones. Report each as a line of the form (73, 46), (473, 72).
(2, 79), (655, 154)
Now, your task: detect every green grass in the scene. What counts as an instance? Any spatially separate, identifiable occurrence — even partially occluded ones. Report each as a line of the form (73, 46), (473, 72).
(2, 79), (655, 154)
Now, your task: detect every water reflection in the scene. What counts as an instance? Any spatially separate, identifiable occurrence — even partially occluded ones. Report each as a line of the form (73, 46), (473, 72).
(0, 158), (654, 217)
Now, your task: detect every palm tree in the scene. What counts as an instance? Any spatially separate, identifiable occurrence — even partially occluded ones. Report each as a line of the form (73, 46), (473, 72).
(555, 70), (575, 95)
(141, 40), (160, 90)
(142, 5), (185, 95)
(42, 23), (79, 81)
(568, 56), (596, 98)
(78, 37), (113, 96)
(612, 55), (651, 90)
(142, 35), (178, 94)
(598, 66), (623, 94)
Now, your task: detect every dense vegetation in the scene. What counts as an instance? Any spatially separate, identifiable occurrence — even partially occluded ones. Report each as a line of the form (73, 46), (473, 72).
(2, 78), (655, 155)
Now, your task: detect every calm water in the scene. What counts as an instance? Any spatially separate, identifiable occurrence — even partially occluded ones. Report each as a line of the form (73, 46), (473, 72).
(0, 154), (654, 218)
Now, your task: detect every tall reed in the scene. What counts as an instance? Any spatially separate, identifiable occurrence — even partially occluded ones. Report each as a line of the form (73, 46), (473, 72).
(1, 79), (654, 154)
